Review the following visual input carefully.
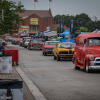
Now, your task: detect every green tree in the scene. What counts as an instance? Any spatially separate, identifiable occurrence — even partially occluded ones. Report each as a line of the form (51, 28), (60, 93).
(54, 26), (59, 33)
(74, 13), (91, 32)
(0, 0), (25, 35)
(85, 21), (100, 32)
(75, 27), (88, 33)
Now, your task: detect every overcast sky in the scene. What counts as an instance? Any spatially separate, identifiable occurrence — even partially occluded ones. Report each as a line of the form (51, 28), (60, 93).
(10, 0), (100, 20)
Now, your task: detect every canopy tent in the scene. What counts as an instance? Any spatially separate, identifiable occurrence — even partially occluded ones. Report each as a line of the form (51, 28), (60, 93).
(60, 30), (70, 36)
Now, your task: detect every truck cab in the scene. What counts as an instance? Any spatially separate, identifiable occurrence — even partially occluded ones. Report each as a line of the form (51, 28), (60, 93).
(73, 32), (100, 73)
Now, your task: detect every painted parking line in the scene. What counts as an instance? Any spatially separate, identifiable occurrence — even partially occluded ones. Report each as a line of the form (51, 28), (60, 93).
(15, 66), (47, 100)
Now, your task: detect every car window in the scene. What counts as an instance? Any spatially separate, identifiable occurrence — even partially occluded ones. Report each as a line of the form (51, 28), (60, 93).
(38, 40), (42, 43)
(89, 38), (100, 46)
(45, 42), (59, 45)
(31, 40), (38, 43)
(84, 39), (87, 47)
(58, 44), (75, 48)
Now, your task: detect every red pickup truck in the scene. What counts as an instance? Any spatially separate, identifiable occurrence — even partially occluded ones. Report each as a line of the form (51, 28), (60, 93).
(73, 32), (100, 73)
(42, 41), (59, 56)
(28, 39), (43, 50)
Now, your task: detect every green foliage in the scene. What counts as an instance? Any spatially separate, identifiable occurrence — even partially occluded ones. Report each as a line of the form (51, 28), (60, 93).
(76, 27), (88, 33)
(54, 26), (65, 33)
(0, 0), (25, 35)
(85, 21), (100, 32)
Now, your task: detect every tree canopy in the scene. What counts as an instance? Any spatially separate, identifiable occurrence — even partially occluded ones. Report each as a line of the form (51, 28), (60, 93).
(53, 13), (99, 33)
(0, 0), (25, 35)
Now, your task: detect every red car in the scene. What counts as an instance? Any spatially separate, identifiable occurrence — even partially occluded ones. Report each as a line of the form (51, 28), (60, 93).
(42, 41), (59, 56)
(73, 32), (100, 73)
(28, 39), (43, 50)
(19, 38), (23, 46)
(13, 38), (20, 45)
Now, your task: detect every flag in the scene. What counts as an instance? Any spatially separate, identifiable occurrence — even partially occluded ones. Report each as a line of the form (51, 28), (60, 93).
(67, 14), (70, 16)
(34, 0), (38, 2)
(49, 0), (52, 2)
(95, 16), (98, 21)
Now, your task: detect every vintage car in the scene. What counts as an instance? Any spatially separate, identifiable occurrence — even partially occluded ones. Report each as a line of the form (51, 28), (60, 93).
(42, 41), (59, 56)
(19, 38), (23, 46)
(73, 32), (100, 73)
(13, 38), (20, 45)
(5, 36), (12, 42)
(28, 39), (43, 50)
(53, 42), (75, 61)
(22, 37), (31, 47)
(24, 39), (30, 48)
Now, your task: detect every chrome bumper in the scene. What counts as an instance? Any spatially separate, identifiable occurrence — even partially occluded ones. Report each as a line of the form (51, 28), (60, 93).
(89, 61), (100, 69)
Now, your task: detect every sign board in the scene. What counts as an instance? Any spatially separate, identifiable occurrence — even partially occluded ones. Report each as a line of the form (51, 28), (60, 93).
(30, 18), (38, 25)
(69, 20), (74, 34)
(19, 26), (29, 35)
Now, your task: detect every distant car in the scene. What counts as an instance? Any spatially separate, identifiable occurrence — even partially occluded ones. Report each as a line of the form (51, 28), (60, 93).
(5, 36), (12, 42)
(22, 37), (31, 47)
(42, 41), (59, 56)
(13, 38), (20, 45)
(24, 39), (30, 48)
(53, 42), (75, 61)
(11, 38), (16, 44)
(19, 38), (23, 46)
(28, 39), (44, 50)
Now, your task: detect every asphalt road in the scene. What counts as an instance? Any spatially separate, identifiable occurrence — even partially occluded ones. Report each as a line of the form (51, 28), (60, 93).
(7, 42), (100, 100)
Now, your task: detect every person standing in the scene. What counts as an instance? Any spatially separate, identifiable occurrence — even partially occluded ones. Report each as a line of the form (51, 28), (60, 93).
(0, 42), (7, 50)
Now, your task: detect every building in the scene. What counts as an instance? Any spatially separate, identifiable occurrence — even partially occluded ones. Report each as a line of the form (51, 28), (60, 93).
(14, 9), (69, 36)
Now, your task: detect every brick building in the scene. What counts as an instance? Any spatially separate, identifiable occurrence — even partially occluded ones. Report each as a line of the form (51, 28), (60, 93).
(14, 9), (69, 36)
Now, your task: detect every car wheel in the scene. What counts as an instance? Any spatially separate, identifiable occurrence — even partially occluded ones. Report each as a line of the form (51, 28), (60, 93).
(54, 55), (56, 59)
(44, 52), (47, 56)
(85, 61), (90, 73)
(57, 55), (60, 61)
(74, 58), (80, 69)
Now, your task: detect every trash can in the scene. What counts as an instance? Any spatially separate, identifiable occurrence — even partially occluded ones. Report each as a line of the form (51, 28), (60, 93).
(4, 50), (19, 66)
(0, 79), (23, 100)
(0, 54), (12, 74)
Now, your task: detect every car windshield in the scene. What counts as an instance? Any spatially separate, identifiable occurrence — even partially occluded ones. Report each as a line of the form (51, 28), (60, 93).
(26, 39), (30, 42)
(89, 38), (100, 46)
(45, 42), (59, 45)
(38, 40), (42, 43)
(15, 38), (20, 40)
(31, 40), (38, 43)
(58, 43), (75, 48)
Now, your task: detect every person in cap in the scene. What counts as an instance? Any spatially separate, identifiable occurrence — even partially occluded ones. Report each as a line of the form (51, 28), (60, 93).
(0, 42), (7, 50)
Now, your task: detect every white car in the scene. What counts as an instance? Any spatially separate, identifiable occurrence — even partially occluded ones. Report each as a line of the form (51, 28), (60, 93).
(24, 39), (30, 48)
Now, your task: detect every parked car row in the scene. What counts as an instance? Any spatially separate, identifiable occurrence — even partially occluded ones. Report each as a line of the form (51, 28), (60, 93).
(6, 31), (100, 73)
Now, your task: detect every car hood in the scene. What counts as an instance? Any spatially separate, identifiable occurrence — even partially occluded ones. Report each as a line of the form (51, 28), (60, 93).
(87, 46), (100, 55)
(44, 45), (56, 48)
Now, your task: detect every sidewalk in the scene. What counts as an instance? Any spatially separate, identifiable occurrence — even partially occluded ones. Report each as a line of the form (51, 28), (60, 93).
(0, 66), (35, 100)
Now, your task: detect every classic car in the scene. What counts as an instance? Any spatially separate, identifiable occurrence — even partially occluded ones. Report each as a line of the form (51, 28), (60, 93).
(24, 39), (30, 48)
(42, 41), (59, 56)
(28, 39), (43, 50)
(11, 38), (16, 44)
(19, 38), (23, 46)
(5, 36), (12, 42)
(22, 37), (31, 47)
(13, 38), (20, 45)
(53, 42), (75, 61)
(73, 32), (100, 73)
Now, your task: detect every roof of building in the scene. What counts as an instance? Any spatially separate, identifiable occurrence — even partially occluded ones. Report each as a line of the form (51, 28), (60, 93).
(16, 10), (52, 19)
(49, 24), (70, 31)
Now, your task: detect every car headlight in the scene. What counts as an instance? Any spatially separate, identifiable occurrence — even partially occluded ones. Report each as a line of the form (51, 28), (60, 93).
(89, 55), (94, 61)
